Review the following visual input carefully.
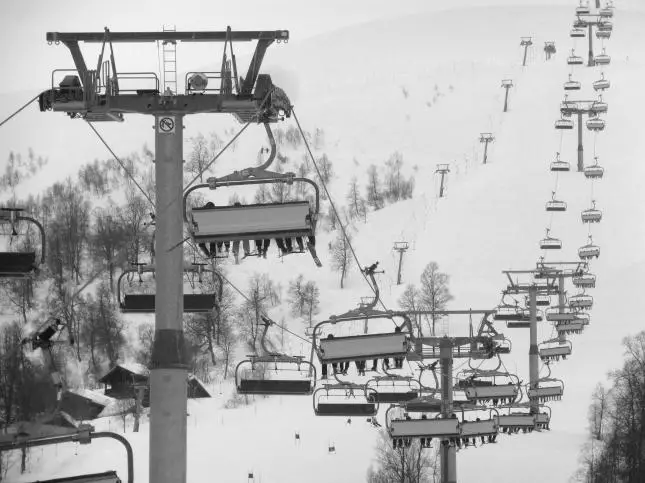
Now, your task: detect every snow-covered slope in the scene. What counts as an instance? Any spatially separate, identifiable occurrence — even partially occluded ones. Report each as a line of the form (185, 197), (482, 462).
(5, 3), (645, 482)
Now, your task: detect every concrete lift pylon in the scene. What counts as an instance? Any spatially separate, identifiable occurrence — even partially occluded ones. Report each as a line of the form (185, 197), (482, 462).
(41, 26), (290, 483)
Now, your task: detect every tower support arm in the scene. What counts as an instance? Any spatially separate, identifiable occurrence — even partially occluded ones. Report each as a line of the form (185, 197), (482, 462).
(47, 30), (289, 43)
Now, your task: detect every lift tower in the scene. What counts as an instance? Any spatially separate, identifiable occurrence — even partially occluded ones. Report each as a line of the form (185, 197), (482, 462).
(479, 133), (495, 165)
(40, 27), (290, 483)
(520, 37), (533, 67)
(393, 241), (409, 285)
(573, 13), (612, 66)
(435, 164), (450, 198)
(559, 99), (606, 171)
(501, 79), (513, 112)
(404, 310), (508, 482)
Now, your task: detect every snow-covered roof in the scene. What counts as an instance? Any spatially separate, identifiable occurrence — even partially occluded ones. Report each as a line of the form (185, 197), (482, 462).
(97, 398), (136, 418)
(99, 361), (149, 383)
(67, 388), (114, 407)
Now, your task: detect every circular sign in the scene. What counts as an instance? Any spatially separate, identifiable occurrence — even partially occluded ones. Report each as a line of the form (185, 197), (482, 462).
(159, 117), (175, 133)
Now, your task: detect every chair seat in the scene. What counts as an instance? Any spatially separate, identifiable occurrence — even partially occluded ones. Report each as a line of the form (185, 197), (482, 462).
(0, 252), (37, 277)
(315, 403), (376, 416)
(120, 294), (216, 313)
(238, 379), (312, 395)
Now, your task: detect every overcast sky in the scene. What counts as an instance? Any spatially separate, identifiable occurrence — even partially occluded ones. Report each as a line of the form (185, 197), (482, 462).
(0, 0), (577, 94)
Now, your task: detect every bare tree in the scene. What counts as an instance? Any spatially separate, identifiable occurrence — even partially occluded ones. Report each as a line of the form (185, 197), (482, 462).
(330, 229), (353, 289)
(366, 430), (439, 483)
(346, 176), (367, 223)
(419, 262), (453, 335)
(91, 204), (128, 293)
(398, 284), (423, 335)
(366, 164), (385, 210)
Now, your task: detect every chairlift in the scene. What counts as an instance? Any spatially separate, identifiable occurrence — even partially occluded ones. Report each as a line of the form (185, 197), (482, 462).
(569, 27), (586, 38)
(599, 7), (613, 17)
(388, 412), (460, 440)
(527, 294), (551, 307)
(567, 50), (584, 65)
(563, 74), (581, 90)
(460, 374), (520, 405)
(365, 376), (421, 404)
(314, 310), (412, 364)
(183, 123), (322, 268)
(596, 29), (612, 39)
(540, 229), (562, 250)
(404, 395), (443, 413)
(584, 164), (605, 179)
(573, 272), (596, 288)
(560, 99), (577, 116)
(117, 262), (219, 313)
(495, 405), (536, 432)
(586, 116), (606, 132)
(590, 98), (608, 114)
(594, 48), (611, 66)
(545, 306), (579, 322)
(526, 373), (564, 403)
(555, 320), (585, 335)
(573, 18), (588, 28)
(578, 236), (600, 259)
(539, 337), (573, 362)
(569, 292), (593, 309)
(593, 73), (610, 91)
(546, 193), (567, 212)
(0, 208), (46, 279)
(575, 3), (590, 15)
(581, 201), (602, 223)
(550, 153), (570, 172)
(236, 318), (316, 395)
(313, 384), (378, 416)
(236, 355), (315, 395)
(597, 21), (613, 32)
(555, 118), (574, 130)
(535, 406), (552, 431)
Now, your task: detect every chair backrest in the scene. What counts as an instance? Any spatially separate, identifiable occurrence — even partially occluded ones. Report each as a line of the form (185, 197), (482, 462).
(0, 252), (37, 277)
(191, 202), (313, 242)
(121, 294), (215, 313)
(319, 333), (408, 362)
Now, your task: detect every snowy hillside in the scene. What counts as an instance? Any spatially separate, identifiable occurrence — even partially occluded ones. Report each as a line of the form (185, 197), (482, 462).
(3, 3), (645, 482)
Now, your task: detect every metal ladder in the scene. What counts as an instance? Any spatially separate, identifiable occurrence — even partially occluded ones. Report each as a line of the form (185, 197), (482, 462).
(162, 24), (177, 94)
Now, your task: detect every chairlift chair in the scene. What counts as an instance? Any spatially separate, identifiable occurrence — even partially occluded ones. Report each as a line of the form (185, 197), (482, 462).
(546, 198), (567, 212)
(569, 28), (586, 38)
(527, 294), (551, 307)
(388, 413), (460, 440)
(597, 21), (613, 32)
(586, 117), (606, 132)
(313, 384), (378, 416)
(550, 153), (571, 172)
(540, 229), (562, 250)
(404, 395), (443, 413)
(116, 263), (218, 313)
(555, 320), (585, 335)
(183, 124), (322, 267)
(594, 54), (611, 66)
(581, 201), (602, 223)
(535, 407), (551, 430)
(555, 118), (574, 130)
(526, 376), (564, 403)
(236, 355), (316, 395)
(314, 311), (413, 364)
(458, 368), (521, 405)
(539, 338), (573, 362)
(593, 74), (611, 91)
(236, 317), (316, 395)
(584, 162), (605, 179)
(0, 208), (46, 279)
(567, 50), (584, 65)
(596, 29), (612, 39)
(495, 406), (536, 432)
(575, 3), (590, 15)
(573, 272), (596, 288)
(365, 376), (421, 404)
(590, 99), (608, 114)
(573, 18), (588, 28)
(563, 74), (581, 90)
(578, 236), (600, 259)
(569, 292), (593, 309)
(546, 306), (579, 322)
(599, 7), (613, 17)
